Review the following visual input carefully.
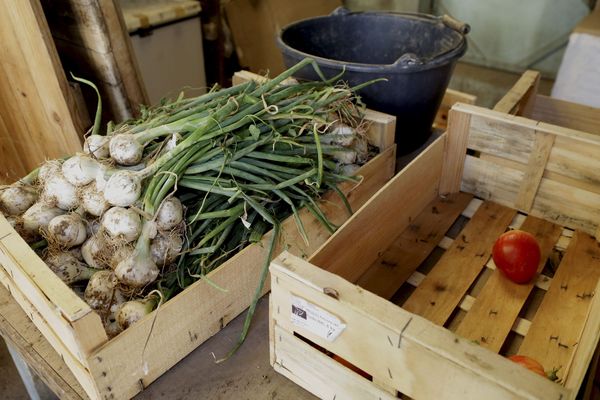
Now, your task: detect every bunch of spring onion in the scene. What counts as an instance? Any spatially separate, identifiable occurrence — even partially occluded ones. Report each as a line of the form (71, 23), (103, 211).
(0, 58), (376, 348)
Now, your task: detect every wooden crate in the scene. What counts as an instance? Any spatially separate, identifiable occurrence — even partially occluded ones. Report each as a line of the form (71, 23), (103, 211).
(269, 73), (600, 399)
(0, 106), (396, 400)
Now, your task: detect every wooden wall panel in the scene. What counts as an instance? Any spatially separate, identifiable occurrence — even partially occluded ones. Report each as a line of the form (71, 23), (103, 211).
(0, 0), (84, 183)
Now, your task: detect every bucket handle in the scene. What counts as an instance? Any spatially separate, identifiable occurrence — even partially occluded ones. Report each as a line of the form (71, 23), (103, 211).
(440, 14), (470, 35)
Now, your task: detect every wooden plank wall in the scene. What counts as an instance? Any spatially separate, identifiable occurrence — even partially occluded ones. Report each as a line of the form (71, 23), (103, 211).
(0, 0), (85, 183)
(41, 0), (148, 123)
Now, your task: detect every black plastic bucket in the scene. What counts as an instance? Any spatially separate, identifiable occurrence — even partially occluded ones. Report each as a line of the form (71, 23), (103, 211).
(277, 8), (469, 154)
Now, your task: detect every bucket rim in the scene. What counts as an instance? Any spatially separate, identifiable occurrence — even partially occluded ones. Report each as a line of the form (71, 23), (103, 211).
(277, 11), (468, 73)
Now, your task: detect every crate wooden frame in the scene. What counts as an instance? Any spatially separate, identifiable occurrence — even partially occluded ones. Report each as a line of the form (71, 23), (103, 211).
(0, 89), (399, 400)
(269, 72), (600, 400)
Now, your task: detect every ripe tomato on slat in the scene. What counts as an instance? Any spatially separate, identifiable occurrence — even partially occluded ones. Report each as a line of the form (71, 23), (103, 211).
(492, 230), (541, 284)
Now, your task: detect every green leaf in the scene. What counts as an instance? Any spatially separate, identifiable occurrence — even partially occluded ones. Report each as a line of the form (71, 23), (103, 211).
(249, 124), (260, 140)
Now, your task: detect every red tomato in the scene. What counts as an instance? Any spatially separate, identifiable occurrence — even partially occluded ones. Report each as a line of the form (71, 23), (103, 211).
(492, 230), (541, 284)
(508, 355), (546, 377)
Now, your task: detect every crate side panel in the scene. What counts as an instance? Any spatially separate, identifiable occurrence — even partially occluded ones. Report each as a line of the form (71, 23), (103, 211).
(86, 154), (395, 400)
(272, 325), (396, 400)
(434, 88), (477, 130)
(270, 253), (568, 400)
(0, 282), (87, 400)
(531, 95), (600, 135)
(310, 135), (446, 283)
(461, 156), (600, 236)
(0, 216), (92, 320)
(0, 266), (99, 399)
(546, 136), (600, 192)
(0, 231), (106, 365)
(519, 231), (600, 382)
(468, 113), (537, 165)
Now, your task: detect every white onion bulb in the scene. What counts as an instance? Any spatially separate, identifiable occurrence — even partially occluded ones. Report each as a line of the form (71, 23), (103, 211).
(62, 155), (104, 187)
(109, 134), (143, 166)
(0, 185), (38, 216)
(43, 173), (78, 210)
(83, 135), (110, 159)
(101, 207), (142, 243)
(22, 203), (64, 238)
(84, 270), (118, 311)
(151, 233), (183, 265)
(103, 171), (142, 207)
(80, 182), (109, 217)
(47, 213), (87, 248)
(116, 298), (155, 330)
(156, 197), (183, 231)
(44, 252), (95, 284)
(38, 160), (62, 185)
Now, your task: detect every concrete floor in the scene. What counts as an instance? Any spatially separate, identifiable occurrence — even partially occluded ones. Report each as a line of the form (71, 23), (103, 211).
(0, 62), (557, 399)
(0, 338), (29, 399)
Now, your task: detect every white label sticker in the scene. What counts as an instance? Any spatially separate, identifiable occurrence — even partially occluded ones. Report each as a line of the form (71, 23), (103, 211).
(290, 295), (346, 341)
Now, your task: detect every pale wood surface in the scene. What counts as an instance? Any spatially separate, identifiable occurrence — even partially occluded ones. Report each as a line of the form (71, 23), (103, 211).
(356, 192), (473, 299)
(434, 88), (477, 130)
(401, 201), (515, 325)
(462, 155), (600, 238)
(310, 135), (445, 283)
(519, 231), (600, 382)
(270, 253), (569, 400)
(531, 95), (600, 135)
(0, 0), (84, 183)
(0, 266), (98, 398)
(273, 325), (395, 400)
(513, 132), (555, 212)
(0, 283), (86, 400)
(0, 218), (107, 367)
(439, 108), (472, 194)
(454, 216), (563, 352)
(493, 70), (540, 116)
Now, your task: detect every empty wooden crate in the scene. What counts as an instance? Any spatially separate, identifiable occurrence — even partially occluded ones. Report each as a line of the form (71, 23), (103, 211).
(269, 80), (600, 399)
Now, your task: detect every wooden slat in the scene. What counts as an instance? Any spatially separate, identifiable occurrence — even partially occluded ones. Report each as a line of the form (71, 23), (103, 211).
(0, 283), (86, 400)
(0, 267), (98, 399)
(565, 278), (600, 393)
(519, 231), (600, 382)
(356, 192), (473, 299)
(468, 112), (538, 165)
(272, 325), (396, 400)
(531, 95), (600, 135)
(0, 0), (84, 182)
(310, 135), (446, 283)
(439, 108), (472, 194)
(433, 88), (477, 130)
(513, 132), (555, 212)
(0, 226), (107, 365)
(454, 216), (563, 352)
(402, 202), (516, 326)
(85, 153), (395, 400)
(462, 155), (600, 238)
(0, 217), (99, 322)
(469, 118), (600, 195)
(493, 70), (540, 117)
(270, 253), (570, 400)
(362, 109), (396, 151)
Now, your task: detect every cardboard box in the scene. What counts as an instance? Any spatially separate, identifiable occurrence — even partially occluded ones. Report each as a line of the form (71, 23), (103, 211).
(225, 0), (341, 75)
